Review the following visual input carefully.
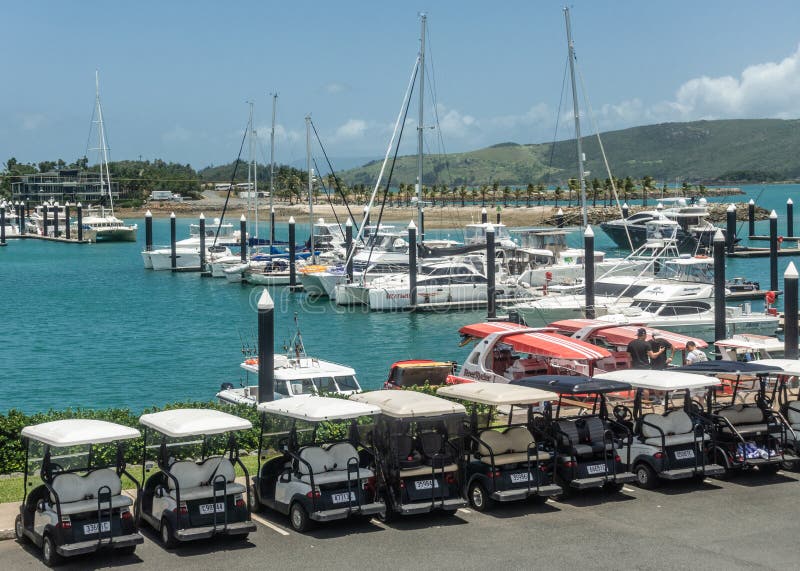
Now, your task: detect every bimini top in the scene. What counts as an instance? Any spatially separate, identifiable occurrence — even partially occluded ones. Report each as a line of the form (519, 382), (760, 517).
(351, 390), (466, 419)
(548, 319), (708, 351)
(139, 409), (252, 437)
(594, 369), (720, 391)
(671, 361), (782, 376)
(511, 375), (630, 394)
(21, 419), (140, 447)
(750, 359), (800, 377)
(459, 322), (612, 361)
(258, 396), (381, 422)
(437, 382), (557, 406)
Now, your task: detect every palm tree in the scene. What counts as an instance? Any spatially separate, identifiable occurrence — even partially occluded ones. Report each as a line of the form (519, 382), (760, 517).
(591, 177), (601, 207)
(480, 185), (488, 207)
(491, 182), (499, 208)
(459, 185), (467, 207)
(554, 185), (562, 207)
(525, 183), (534, 207)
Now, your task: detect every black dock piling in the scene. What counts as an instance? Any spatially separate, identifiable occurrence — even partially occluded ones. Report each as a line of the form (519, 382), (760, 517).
(53, 203), (59, 238)
(64, 203), (71, 240)
(747, 199), (755, 237)
(726, 204), (736, 255)
(43, 203), (49, 237)
(408, 221), (417, 310)
(145, 210), (153, 251)
(420, 208), (425, 243)
(481, 207), (488, 224)
(345, 217), (353, 283)
(713, 230), (726, 354)
(496, 207), (501, 225)
(257, 288), (275, 403)
(199, 213), (206, 272)
(788, 198), (794, 238)
(770, 210), (778, 291)
(1, 205), (6, 246)
(16, 202), (23, 233)
(556, 208), (564, 229)
(239, 214), (247, 263)
(270, 207), (276, 245)
(622, 203), (629, 219)
(288, 216), (296, 288)
(170, 212), (177, 271)
(584, 225), (596, 319)
(487, 224), (496, 319)
(785, 262), (799, 360)
(77, 203), (83, 242)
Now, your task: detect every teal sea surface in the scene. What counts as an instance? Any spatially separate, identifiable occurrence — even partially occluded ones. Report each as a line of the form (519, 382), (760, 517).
(1, 183), (798, 413)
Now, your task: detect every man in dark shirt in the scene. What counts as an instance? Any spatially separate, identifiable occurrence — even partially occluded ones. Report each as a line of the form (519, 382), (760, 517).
(649, 334), (673, 370)
(627, 328), (651, 369)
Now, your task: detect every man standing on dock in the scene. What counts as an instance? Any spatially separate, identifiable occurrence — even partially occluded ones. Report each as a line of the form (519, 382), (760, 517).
(649, 334), (672, 370)
(627, 328), (651, 369)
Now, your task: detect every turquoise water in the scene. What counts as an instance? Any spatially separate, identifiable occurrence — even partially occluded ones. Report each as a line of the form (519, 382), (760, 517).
(1, 183), (798, 413)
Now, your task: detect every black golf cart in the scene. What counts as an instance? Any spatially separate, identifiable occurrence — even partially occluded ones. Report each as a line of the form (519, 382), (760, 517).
(137, 408), (256, 547)
(510, 375), (636, 494)
(253, 396), (385, 532)
(595, 369), (725, 488)
(674, 361), (796, 475)
(16, 419), (143, 567)
(437, 382), (562, 511)
(350, 390), (468, 520)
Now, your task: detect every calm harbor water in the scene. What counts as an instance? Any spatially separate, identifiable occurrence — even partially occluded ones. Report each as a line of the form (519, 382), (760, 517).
(1, 183), (798, 414)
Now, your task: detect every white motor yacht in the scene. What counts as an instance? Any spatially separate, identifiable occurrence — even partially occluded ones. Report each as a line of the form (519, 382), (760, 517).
(142, 217), (239, 269)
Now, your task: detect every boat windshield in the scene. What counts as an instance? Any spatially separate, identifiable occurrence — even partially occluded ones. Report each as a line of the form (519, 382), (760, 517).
(334, 375), (360, 391)
(657, 261), (713, 283)
(630, 300), (710, 316)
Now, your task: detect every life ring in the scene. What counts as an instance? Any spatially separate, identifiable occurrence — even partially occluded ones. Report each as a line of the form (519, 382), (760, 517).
(765, 291), (776, 305)
(695, 254), (708, 259)
(245, 358), (258, 365)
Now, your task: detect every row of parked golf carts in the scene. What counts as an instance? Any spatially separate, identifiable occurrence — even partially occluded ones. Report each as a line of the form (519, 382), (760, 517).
(15, 358), (800, 566)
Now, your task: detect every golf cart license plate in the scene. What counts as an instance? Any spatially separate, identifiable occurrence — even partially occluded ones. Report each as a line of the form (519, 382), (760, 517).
(675, 449), (695, 460)
(510, 472), (533, 483)
(332, 492), (356, 504)
(199, 502), (225, 515)
(83, 521), (111, 535)
(587, 464), (607, 475)
(414, 479), (440, 490)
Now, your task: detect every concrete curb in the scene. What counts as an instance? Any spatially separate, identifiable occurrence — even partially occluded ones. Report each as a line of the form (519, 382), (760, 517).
(0, 529), (14, 541)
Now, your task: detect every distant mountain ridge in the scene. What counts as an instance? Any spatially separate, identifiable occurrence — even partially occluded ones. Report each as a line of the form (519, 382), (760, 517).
(339, 118), (800, 186)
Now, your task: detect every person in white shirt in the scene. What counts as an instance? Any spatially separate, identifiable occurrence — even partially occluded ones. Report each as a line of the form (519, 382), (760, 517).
(685, 341), (708, 364)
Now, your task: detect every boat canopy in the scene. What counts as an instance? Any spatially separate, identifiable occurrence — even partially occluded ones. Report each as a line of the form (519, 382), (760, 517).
(459, 322), (612, 361)
(594, 369), (720, 391)
(351, 391), (466, 419)
(714, 334), (782, 350)
(437, 383), (557, 406)
(511, 375), (630, 394)
(548, 319), (708, 350)
(22, 419), (140, 447)
(671, 361), (783, 376)
(750, 359), (800, 376)
(139, 409), (252, 437)
(258, 396), (381, 422)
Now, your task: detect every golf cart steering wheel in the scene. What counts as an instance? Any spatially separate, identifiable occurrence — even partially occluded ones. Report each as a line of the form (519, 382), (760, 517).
(689, 400), (704, 416)
(613, 405), (632, 422)
(48, 462), (65, 475)
(277, 437), (290, 452)
(757, 395), (773, 409)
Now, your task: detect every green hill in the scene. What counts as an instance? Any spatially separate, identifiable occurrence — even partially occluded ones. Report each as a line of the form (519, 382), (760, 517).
(341, 119), (800, 186)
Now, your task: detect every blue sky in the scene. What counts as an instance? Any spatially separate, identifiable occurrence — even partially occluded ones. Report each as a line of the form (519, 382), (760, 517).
(3, 0), (800, 170)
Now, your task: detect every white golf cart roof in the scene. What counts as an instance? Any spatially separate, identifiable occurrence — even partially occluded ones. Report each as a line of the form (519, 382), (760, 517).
(437, 383), (558, 406)
(21, 419), (141, 447)
(750, 359), (800, 376)
(594, 369), (721, 391)
(139, 409), (252, 437)
(351, 390), (466, 419)
(257, 396), (381, 421)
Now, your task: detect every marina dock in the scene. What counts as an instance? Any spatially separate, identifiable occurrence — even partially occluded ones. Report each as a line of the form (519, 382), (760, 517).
(726, 246), (800, 258)
(5, 234), (91, 244)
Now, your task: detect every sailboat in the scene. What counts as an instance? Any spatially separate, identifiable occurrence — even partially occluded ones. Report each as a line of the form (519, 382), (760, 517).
(80, 72), (137, 242)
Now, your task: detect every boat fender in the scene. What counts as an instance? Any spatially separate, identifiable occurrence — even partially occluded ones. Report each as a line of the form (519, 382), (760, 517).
(765, 291), (776, 305)
(220, 382), (234, 391)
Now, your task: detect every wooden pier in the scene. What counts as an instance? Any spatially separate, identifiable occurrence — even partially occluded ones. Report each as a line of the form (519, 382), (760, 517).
(726, 246), (800, 258)
(5, 234), (91, 244)
(725, 289), (782, 301)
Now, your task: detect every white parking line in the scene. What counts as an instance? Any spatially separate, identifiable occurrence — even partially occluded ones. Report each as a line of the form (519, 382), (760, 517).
(458, 508), (472, 514)
(251, 513), (290, 536)
(622, 486), (636, 492)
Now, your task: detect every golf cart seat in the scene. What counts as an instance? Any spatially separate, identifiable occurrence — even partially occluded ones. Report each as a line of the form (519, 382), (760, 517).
(418, 430), (455, 467)
(396, 434), (423, 469)
(476, 427), (550, 465)
(297, 445), (373, 485)
(556, 418), (613, 459)
(167, 458), (246, 501)
(641, 411), (709, 447)
(717, 405), (770, 435)
(50, 469), (133, 515)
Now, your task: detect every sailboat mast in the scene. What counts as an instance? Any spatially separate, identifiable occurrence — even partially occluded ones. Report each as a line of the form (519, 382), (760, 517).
(269, 93), (277, 250)
(253, 103), (259, 240)
(564, 7), (587, 227)
(306, 115), (315, 262)
(247, 102), (253, 224)
(95, 71), (113, 215)
(416, 12), (426, 243)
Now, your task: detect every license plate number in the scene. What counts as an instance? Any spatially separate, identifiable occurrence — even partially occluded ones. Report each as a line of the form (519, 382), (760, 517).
(587, 463), (607, 475)
(510, 472), (533, 483)
(83, 521), (110, 535)
(414, 479), (439, 490)
(199, 502), (225, 515)
(331, 492), (356, 504)
(674, 449), (695, 460)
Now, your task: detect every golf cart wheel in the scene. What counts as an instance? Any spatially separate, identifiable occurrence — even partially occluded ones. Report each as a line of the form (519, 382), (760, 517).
(780, 459), (798, 472)
(603, 481), (625, 494)
(248, 489), (262, 513)
(14, 514), (27, 544)
(289, 502), (312, 532)
(377, 493), (397, 524)
(42, 533), (62, 567)
(468, 481), (495, 512)
(634, 463), (659, 490)
(759, 463), (781, 476)
(160, 517), (177, 548)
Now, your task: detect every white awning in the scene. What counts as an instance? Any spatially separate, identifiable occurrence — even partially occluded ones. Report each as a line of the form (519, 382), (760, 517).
(594, 369), (721, 391)
(22, 419), (140, 447)
(351, 391), (466, 419)
(257, 396), (381, 421)
(437, 382), (557, 406)
(750, 359), (800, 376)
(139, 409), (252, 437)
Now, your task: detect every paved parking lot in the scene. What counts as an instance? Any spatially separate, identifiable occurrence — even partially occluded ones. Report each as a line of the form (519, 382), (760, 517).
(4, 470), (800, 570)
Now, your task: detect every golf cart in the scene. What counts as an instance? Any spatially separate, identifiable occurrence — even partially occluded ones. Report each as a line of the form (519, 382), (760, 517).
(436, 382), (561, 510)
(752, 359), (800, 466)
(15, 419), (143, 567)
(673, 361), (795, 475)
(510, 375), (636, 494)
(350, 390), (468, 520)
(594, 369), (725, 488)
(137, 408), (256, 547)
(253, 396), (385, 532)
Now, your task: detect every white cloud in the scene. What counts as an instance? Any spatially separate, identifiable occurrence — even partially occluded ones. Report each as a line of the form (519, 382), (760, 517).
(333, 118), (368, 140)
(322, 82), (348, 94)
(20, 113), (46, 131)
(435, 104), (478, 140)
(488, 103), (551, 130)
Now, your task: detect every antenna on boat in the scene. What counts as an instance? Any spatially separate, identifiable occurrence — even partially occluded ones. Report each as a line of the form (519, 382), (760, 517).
(416, 12), (427, 242)
(93, 70), (114, 216)
(563, 7), (587, 227)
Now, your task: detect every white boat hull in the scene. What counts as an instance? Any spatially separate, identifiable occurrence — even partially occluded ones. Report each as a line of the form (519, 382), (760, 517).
(335, 283), (371, 305)
(299, 272), (330, 297)
(244, 271), (292, 286)
(141, 251), (153, 269)
(597, 314), (780, 342)
(513, 295), (626, 327)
